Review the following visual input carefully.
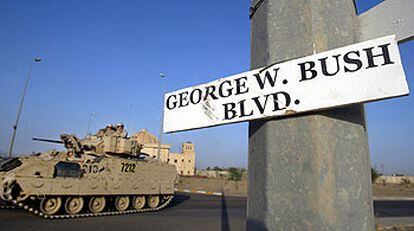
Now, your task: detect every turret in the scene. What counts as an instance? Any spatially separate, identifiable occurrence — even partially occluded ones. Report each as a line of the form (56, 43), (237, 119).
(33, 131), (142, 156)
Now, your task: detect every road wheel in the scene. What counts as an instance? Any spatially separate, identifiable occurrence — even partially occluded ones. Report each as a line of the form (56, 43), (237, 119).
(89, 196), (106, 213)
(115, 196), (130, 211)
(65, 197), (84, 215)
(40, 197), (62, 215)
(1, 187), (12, 201)
(147, 195), (159, 208)
(132, 196), (146, 210)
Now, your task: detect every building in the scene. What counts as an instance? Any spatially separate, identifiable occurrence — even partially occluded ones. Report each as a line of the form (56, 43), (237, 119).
(131, 129), (195, 176)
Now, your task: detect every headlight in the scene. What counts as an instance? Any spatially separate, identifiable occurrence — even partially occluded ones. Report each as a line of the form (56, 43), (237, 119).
(0, 158), (22, 172)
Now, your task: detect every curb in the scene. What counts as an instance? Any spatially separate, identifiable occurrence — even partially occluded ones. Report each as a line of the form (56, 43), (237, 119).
(377, 224), (414, 231)
(173, 192), (414, 200)
(373, 197), (414, 201)
(175, 188), (222, 196)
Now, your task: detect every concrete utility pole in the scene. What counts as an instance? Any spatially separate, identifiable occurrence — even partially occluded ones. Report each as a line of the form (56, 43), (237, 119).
(248, 1), (374, 230)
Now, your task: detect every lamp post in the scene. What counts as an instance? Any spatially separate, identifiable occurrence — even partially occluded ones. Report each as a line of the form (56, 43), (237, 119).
(8, 57), (42, 158)
(157, 72), (166, 160)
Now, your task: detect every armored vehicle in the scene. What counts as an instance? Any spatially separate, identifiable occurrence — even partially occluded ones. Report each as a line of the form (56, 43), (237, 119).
(0, 130), (178, 218)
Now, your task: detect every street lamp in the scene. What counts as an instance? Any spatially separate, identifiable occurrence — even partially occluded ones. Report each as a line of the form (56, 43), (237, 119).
(157, 72), (167, 160)
(8, 57), (42, 158)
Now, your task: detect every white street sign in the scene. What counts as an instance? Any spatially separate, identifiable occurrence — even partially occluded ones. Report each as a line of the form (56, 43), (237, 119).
(164, 35), (409, 133)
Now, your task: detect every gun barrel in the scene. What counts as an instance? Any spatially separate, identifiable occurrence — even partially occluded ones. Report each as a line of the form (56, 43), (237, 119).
(32, 138), (63, 144)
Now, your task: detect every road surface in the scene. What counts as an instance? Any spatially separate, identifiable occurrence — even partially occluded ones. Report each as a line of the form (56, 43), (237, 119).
(0, 193), (412, 230)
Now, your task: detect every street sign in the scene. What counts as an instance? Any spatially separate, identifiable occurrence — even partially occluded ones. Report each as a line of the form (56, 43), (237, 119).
(164, 35), (409, 133)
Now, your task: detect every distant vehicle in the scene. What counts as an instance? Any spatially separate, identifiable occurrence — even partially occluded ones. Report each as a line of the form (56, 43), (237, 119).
(0, 128), (178, 218)
(392, 173), (405, 177)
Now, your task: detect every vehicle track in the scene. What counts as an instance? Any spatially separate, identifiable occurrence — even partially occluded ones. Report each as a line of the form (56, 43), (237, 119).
(1, 196), (173, 219)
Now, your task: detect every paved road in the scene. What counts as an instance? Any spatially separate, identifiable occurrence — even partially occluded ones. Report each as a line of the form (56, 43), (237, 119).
(0, 193), (245, 231)
(0, 193), (413, 231)
(375, 200), (414, 228)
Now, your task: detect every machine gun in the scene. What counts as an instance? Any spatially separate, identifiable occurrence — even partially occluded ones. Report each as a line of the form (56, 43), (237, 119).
(32, 137), (63, 144)
(33, 135), (83, 155)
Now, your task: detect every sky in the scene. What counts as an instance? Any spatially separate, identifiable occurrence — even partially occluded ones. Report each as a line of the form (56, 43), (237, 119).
(0, 0), (413, 174)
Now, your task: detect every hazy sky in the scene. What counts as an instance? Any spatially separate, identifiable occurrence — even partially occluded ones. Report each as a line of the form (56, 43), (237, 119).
(0, 0), (413, 174)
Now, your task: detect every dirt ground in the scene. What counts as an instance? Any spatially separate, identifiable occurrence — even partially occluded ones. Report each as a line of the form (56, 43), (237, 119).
(177, 176), (414, 198)
(373, 183), (414, 198)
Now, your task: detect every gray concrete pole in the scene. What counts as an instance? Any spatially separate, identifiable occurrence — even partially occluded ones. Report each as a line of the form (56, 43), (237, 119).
(247, 0), (374, 230)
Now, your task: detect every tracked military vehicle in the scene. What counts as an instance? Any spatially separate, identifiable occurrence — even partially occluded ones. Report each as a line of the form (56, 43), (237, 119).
(0, 129), (178, 218)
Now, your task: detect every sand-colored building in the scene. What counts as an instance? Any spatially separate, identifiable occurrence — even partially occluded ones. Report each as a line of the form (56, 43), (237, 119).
(131, 129), (195, 176)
